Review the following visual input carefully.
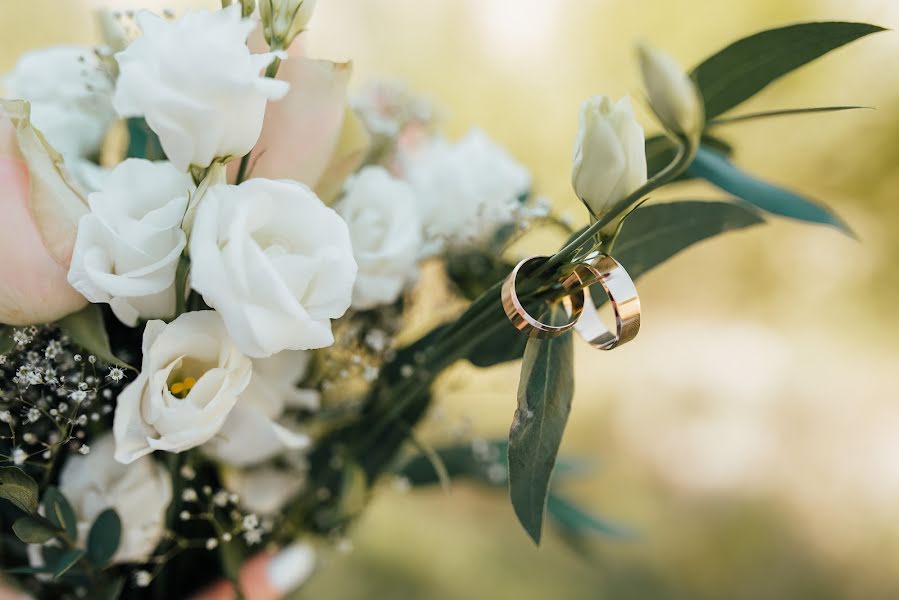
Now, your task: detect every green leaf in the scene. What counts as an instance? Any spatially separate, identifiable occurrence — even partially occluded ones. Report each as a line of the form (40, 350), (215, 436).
(646, 135), (732, 180)
(691, 21), (885, 120)
(57, 305), (132, 369)
(0, 326), (15, 355)
(51, 548), (85, 578)
(0, 467), (39, 514)
(709, 105), (871, 126)
(4, 566), (56, 575)
(686, 146), (852, 236)
(547, 494), (636, 540)
(43, 487), (78, 540)
(12, 515), (63, 544)
(125, 117), (166, 161)
(508, 305), (575, 544)
(87, 508), (121, 567)
(611, 200), (766, 283)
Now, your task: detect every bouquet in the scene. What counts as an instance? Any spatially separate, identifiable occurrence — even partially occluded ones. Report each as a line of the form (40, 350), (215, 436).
(0, 1), (882, 597)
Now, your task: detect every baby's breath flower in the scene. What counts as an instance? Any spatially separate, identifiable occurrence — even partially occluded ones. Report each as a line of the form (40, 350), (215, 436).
(12, 448), (26, 465)
(107, 367), (125, 383)
(242, 514), (259, 530)
(134, 571), (152, 588)
(13, 329), (31, 347)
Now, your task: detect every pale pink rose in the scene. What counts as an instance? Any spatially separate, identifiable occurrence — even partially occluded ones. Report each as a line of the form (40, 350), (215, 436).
(227, 57), (351, 188)
(0, 105), (87, 325)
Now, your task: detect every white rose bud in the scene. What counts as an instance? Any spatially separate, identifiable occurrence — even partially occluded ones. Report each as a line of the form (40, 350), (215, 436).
(56, 434), (172, 563)
(259, 0), (317, 50)
(638, 43), (704, 140)
(112, 5), (289, 171)
(189, 178), (357, 357)
(67, 159), (195, 326)
(113, 311), (253, 463)
(571, 96), (647, 219)
(204, 350), (317, 467)
(337, 166), (423, 310)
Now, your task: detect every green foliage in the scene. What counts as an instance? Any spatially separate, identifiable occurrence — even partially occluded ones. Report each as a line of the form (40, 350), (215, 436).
(546, 494), (635, 540)
(57, 304), (131, 369)
(12, 515), (62, 544)
(0, 326), (14, 355)
(0, 467), (39, 514)
(508, 305), (575, 544)
(709, 105), (869, 126)
(399, 441), (509, 487)
(691, 21), (885, 120)
(687, 146), (852, 235)
(51, 548), (85, 578)
(43, 487), (78, 540)
(611, 200), (766, 282)
(125, 117), (166, 161)
(645, 135), (731, 180)
(87, 508), (122, 567)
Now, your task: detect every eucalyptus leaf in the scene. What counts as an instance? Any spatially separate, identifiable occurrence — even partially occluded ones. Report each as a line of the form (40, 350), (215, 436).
(687, 146), (852, 235)
(0, 467), (39, 514)
(43, 487), (78, 540)
(508, 305), (574, 545)
(87, 508), (121, 567)
(51, 548), (85, 578)
(57, 305), (131, 369)
(12, 515), (63, 544)
(691, 21), (885, 120)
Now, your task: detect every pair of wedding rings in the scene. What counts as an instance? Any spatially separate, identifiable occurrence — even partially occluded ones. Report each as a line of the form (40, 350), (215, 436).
(501, 253), (641, 350)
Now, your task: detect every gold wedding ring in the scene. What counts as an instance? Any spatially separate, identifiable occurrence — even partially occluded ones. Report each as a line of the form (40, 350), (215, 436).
(502, 256), (585, 338)
(571, 253), (641, 350)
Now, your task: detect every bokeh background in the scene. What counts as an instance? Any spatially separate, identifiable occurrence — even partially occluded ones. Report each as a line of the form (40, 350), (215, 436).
(4, 1), (899, 598)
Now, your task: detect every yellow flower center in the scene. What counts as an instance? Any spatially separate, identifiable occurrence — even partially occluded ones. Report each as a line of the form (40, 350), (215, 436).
(169, 376), (197, 398)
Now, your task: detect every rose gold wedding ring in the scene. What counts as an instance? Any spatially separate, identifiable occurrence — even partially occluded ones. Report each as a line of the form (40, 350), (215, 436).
(570, 253), (641, 350)
(502, 256), (585, 339)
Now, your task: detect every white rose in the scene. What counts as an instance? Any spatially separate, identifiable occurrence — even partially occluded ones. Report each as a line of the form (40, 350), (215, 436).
(399, 129), (530, 251)
(112, 5), (289, 171)
(4, 45), (116, 160)
(204, 350), (318, 467)
(55, 434), (171, 564)
(67, 159), (194, 326)
(638, 44), (704, 139)
(337, 167), (422, 310)
(113, 311), (253, 463)
(222, 465), (306, 516)
(189, 178), (357, 357)
(571, 96), (647, 220)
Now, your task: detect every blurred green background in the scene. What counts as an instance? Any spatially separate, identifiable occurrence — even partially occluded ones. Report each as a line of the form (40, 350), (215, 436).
(5, 1), (899, 598)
